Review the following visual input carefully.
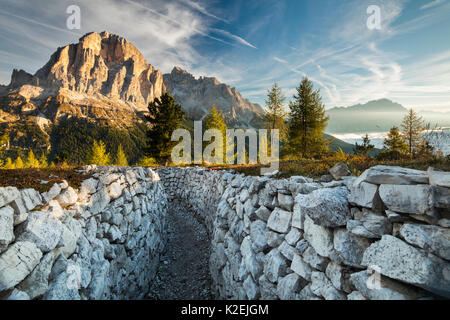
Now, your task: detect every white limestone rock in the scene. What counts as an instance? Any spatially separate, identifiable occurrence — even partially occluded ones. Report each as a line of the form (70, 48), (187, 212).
(427, 167), (450, 188)
(348, 182), (383, 210)
(329, 162), (351, 180)
(267, 207), (292, 234)
(278, 193), (294, 211)
(310, 271), (346, 300)
(16, 211), (63, 252)
(21, 188), (43, 211)
(379, 184), (435, 216)
(55, 187), (78, 207)
(333, 229), (370, 268)
(41, 183), (61, 204)
(304, 215), (334, 258)
(0, 241), (43, 291)
(264, 248), (287, 283)
(355, 165), (428, 185)
(277, 273), (304, 300)
(296, 187), (351, 228)
(362, 235), (450, 298)
(400, 224), (450, 260)
(0, 206), (14, 252)
(291, 254), (313, 281)
(0, 186), (20, 208)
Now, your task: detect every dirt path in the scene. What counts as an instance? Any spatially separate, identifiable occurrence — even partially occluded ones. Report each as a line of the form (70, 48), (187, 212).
(147, 202), (213, 300)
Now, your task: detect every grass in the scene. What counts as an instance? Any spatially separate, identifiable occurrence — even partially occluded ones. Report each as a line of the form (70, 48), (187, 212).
(0, 167), (91, 192)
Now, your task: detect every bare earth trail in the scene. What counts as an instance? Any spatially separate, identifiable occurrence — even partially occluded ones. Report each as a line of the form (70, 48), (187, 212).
(147, 202), (213, 300)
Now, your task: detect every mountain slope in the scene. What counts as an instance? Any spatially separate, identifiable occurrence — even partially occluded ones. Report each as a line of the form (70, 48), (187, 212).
(163, 67), (264, 128)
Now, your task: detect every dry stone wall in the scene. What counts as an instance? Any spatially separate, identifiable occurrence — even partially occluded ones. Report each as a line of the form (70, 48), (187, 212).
(0, 166), (168, 300)
(160, 165), (450, 300)
(0, 164), (449, 300)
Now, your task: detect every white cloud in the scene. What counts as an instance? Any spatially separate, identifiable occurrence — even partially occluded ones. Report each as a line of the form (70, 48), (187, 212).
(210, 28), (257, 49)
(421, 0), (446, 10)
(273, 57), (287, 64)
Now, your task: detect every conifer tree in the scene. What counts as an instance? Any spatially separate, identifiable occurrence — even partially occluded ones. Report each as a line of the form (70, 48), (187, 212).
(115, 144), (128, 166)
(88, 140), (110, 165)
(144, 93), (185, 166)
(401, 108), (425, 158)
(353, 134), (375, 156)
(3, 157), (14, 169)
(38, 153), (48, 168)
(25, 150), (40, 168)
(382, 126), (408, 159)
(14, 156), (24, 169)
(204, 105), (228, 163)
(287, 77), (329, 158)
(264, 83), (288, 142)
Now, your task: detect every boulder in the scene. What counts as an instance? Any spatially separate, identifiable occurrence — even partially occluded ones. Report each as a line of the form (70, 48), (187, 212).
(278, 193), (294, 211)
(329, 162), (351, 180)
(296, 187), (351, 228)
(347, 210), (392, 239)
(277, 273), (304, 300)
(244, 275), (259, 300)
(250, 221), (268, 253)
(350, 270), (424, 300)
(310, 271), (346, 300)
(432, 186), (450, 209)
(334, 229), (370, 268)
(355, 165), (428, 185)
(428, 167), (450, 188)
(55, 187), (78, 207)
(255, 206), (271, 222)
(348, 182), (383, 210)
(285, 228), (302, 246)
(0, 241), (43, 291)
(0, 186), (20, 208)
(302, 246), (329, 272)
(10, 197), (28, 226)
(267, 207), (292, 234)
(400, 224), (450, 260)
(20, 188), (43, 211)
(303, 215), (334, 258)
(347, 291), (367, 300)
(325, 262), (352, 293)
(41, 183), (61, 204)
(291, 254), (313, 281)
(0, 206), (14, 252)
(379, 184), (435, 216)
(362, 235), (450, 298)
(264, 249), (287, 283)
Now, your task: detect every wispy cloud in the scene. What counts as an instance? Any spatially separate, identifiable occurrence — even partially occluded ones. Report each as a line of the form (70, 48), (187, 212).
(273, 57), (287, 64)
(210, 28), (257, 49)
(178, 0), (229, 23)
(421, 0), (446, 10)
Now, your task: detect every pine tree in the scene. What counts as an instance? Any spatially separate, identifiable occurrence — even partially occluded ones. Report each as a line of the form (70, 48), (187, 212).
(88, 140), (110, 165)
(264, 83), (288, 142)
(401, 109), (425, 158)
(353, 134), (375, 156)
(287, 77), (329, 158)
(0, 133), (9, 167)
(115, 144), (128, 166)
(38, 153), (48, 168)
(204, 105), (228, 163)
(25, 150), (40, 168)
(381, 126), (408, 159)
(144, 93), (185, 166)
(14, 156), (24, 169)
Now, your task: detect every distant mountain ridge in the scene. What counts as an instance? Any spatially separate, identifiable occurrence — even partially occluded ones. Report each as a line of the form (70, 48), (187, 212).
(328, 99), (407, 113)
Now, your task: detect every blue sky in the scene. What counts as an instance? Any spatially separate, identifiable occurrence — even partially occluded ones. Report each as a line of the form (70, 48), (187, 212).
(0, 0), (449, 112)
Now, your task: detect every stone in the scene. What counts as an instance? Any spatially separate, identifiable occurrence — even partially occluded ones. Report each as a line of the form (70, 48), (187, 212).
(297, 187), (351, 228)
(0, 241), (43, 291)
(285, 228), (302, 246)
(279, 241), (297, 261)
(310, 271), (346, 300)
(259, 275), (278, 300)
(347, 291), (367, 300)
(41, 183), (61, 204)
(432, 186), (450, 209)
(0, 206), (14, 252)
(21, 188), (43, 211)
(243, 199), (256, 219)
(303, 215), (334, 258)
(355, 165), (428, 185)
(44, 200), (65, 219)
(291, 203), (305, 233)
(10, 197), (28, 226)
(277, 273), (303, 300)
(79, 178), (98, 200)
(298, 284), (322, 300)
(379, 184), (434, 216)
(291, 254), (313, 281)
(58, 218), (82, 258)
(265, 230), (284, 248)
(295, 239), (309, 254)
(400, 224), (450, 260)
(348, 182), (383, 210)
(267, 207), (292, 234)
(278, 193), (294, 211)
(239, 189), (250, 203)
(325, 262), (352, 293)
(17, 251), (56, 299)
(333, 229), (370, 268)
(88, 260), (110, 299)
(250, 221), (267, 253)
(255, 205), (271, 222)
(347, 210), (392, 239)
(302, 247), (328, 272)
(362, 235), (450, 298)
(107, 182), (124, 200)
(241, 236), (263, 280)
(350, 270), (424, 300)
(55, 187), (78, 207)
(244, 275), (259, 300)
(0, 186), (20, 208)
(264, 249), (287, 283)
(89, 187), (111, 215)
(44, 260), (81, 300)
(329, 162), (351, 180)
(6, 289), (31, 300)
(16, 211), (63, 252)
(428, 167), (450, 188)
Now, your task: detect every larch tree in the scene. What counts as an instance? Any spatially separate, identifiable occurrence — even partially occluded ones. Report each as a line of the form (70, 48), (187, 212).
(401, 108), (425, 158)
(115, 144), (128, 166)
(382, 126), (408, 159)
(264, 83), (288, 142)
(88, 140), (110, 165)
(204, 105), (228, 163)
(287, 77), (329, 158)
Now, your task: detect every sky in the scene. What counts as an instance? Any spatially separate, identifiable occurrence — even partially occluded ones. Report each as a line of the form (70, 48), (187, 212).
(0, 0), (449, 112)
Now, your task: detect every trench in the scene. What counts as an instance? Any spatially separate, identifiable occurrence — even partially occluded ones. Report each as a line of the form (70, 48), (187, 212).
(147, 201), (213, 300)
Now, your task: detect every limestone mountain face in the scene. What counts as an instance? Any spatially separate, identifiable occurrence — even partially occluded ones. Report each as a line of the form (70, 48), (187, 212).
(163, 67), (264, 127)
(1, 31), (263, 131)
